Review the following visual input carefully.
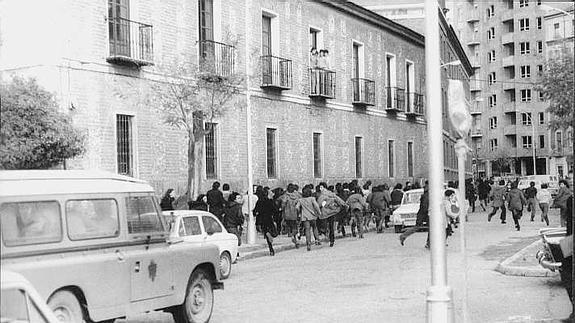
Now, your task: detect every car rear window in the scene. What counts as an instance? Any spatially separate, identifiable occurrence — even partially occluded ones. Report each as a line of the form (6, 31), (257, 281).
(182, 216), (202, 236)
(66, 199), (119, 240)
(0, 201), (62, 247)
(126, 196), (164, 234)
(202, 216), (222, 234)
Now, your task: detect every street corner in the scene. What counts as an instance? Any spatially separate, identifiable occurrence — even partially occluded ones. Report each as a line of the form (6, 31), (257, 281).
(495, 239), (559, 277)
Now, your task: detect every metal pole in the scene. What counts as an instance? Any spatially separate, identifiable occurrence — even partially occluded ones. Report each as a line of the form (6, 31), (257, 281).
(425, 1), (452, 322)
(244, 0), (256, 245)
(456, 140), (469, 323)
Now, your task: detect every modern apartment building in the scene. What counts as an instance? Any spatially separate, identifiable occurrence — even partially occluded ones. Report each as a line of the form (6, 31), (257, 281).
(447, 0), (572, 178)
(0, 0), (469, 194)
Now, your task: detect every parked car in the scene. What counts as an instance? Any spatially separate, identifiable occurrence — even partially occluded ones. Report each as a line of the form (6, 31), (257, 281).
(1, 269), (60, 323)
(162, 210), (238, 280)
(518, 175), (559, 197)
(535, 227), (567, 272)
(391, 188), (424, 233)
(0, 170), (224, 323)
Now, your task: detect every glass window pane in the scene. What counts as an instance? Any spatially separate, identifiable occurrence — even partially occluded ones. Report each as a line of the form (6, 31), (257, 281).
(66, 199), (119, 240)
(266, 128), (276, 178)
(1, 201), (62, 247)
(183, 216), (202, 236)
(202, 216), (222, 233)
(126, 196), (164, 233)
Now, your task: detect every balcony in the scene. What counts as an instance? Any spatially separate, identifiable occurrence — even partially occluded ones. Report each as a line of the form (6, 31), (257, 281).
(260, 55), (292, 90)
(107, 18), (154, 66)
(470, 78), (482, 92)
(469, 57), (481, 69)
(467, 11), (480, 23)
(471, 129), (483, 138)
(501, 10), (514, 22)
(501, 33), (514, 45)
(470, 109), (482, 116)
(504, 124), (517, 136)
(467, 35), (481, 47)
(502, 55), (514, 67)
(199, 40), (236, 81)
(385, 87), (406, 112)
(405, 92), (424, 116)
(351, 78), (375, 106)
(309, 68), (336, 99)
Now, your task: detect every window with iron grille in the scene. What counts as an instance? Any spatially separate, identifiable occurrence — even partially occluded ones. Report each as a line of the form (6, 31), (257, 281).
(407, 142), (414, 178)
(205, 122), (217, 179)
(313, 133), (322, 179)
(519, 18), (530, 31)
(522, 136), (532, 148)
(521, 89), (532, 102)
(266, 128), (277, 178)
(355, 137), (363, 178)
(116, 114), (133, 176)
(388, 140), (395, 178)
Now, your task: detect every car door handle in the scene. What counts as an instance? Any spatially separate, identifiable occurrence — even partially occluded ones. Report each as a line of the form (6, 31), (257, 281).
(115, 250), (125, 262)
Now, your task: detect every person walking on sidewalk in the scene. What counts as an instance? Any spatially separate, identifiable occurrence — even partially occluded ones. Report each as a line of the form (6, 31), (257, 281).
(223, 192), (245, 256)
(281, 184), (301, 248)
(553, 179), (573, 227)
(536, 183), (552, 226)
(488, 180), (507, 223)
(317, 182), (346, 247)
(400, 183), (429, 247)
(524, 181), (538, 222)
(506, 182), (527, 231)
(254, 188), (278, 256)
(477, 178), (491, 212)
(347, 187), (368, 239)
(297, 186), (322, 251)
(366, 185), (390, 232)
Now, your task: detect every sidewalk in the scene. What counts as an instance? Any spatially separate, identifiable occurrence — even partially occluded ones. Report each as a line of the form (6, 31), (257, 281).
(495, 238), (559, 277)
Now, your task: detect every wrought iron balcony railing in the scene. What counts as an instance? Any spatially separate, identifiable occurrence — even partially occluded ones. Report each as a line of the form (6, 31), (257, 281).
(107, 17), (154, 66)
(385, 87), (405, 112)
(351, 78), (375, 106)
(406, 92), (424, 116)
(199, 40), (236, 81)
(309, 68), (336, 99)
(261, 55), (292, 90)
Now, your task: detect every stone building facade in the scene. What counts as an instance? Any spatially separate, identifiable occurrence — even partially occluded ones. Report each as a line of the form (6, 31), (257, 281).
(0, 0), (469, 196)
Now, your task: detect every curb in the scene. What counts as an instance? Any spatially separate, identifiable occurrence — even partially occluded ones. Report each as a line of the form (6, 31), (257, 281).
(495, 240), (559, 277)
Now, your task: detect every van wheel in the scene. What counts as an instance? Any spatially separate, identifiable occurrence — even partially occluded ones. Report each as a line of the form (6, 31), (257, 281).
(220, 252), (232, 280)
(394, 225), (403, 233)
(48, 290), (85, 323)
(172, 268), (214, 323)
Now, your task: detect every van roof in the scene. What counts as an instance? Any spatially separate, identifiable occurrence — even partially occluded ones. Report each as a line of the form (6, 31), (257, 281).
(0, 170), (154, 197)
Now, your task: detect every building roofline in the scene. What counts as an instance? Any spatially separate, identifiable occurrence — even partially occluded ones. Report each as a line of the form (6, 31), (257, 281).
(318, 0), (425, 47)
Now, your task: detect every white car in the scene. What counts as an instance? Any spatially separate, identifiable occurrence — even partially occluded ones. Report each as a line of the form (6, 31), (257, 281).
(391, 188), (424, 233)
(1, 270), (59, 323)
(162, 210), (239, 279)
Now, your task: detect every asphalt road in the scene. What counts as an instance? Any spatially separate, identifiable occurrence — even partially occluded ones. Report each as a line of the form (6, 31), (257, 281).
(126, 208), (571, 322)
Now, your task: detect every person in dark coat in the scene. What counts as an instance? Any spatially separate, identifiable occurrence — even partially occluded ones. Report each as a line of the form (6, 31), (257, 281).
(390, 183), (404, 214)
(560, 196), (573, 321)
(188, 194), (208, 211)
(477, 179), (491, 211)
(254, 187), (277, 256)
(223, 192), (244, 248)
(488, 180), (507, 223)
(160, 189), (175, 211)
(524, 181), (538, 221)
(399, 182), (429, 248)
(207, 181), (226, 222)
(506, 182), (527, 231)
(465, 179), (477, 213)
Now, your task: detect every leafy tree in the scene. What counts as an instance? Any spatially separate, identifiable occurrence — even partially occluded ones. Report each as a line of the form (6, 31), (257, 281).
(491, 151), (513, 176)
(0, 77), (85, 169)
(151, 55), (244, 201)
(537, 52), (574, 131)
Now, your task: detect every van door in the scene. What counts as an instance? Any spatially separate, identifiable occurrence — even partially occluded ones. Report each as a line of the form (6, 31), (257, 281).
(124, 196), (174, 302)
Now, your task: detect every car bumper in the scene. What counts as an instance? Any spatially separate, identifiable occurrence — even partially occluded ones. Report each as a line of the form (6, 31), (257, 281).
(536, 250), (562, 271)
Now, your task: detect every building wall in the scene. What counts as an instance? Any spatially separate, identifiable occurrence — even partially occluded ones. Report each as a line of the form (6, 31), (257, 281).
(1, 0), (451, 196)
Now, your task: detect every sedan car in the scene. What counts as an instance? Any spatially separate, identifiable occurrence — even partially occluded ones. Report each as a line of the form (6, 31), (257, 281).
(391, 188), (424, 233)
(162, 210), (239, 279)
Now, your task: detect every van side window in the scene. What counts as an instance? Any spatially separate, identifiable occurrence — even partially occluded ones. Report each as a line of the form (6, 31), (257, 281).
(126, 196), (164, 234)
(66, 199), (119, 240)
(0, 201), (62, 247)
(182, 216), (202, 236)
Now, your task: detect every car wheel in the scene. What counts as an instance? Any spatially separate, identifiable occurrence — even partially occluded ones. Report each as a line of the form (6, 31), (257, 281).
(394, 225), (403, 233)
(219, 251), (232, 280)
(172, 268), (214, 323)
(48, 290), (85, 323)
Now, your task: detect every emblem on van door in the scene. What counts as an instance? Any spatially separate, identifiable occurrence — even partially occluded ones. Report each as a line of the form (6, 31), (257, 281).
(148, 260), (157, 281)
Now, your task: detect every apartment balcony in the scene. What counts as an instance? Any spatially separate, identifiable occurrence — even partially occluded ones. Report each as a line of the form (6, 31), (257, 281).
(502, 55), (514, 67)
(199, 40), (236, 81)
(516, 147), (536, 158)
(470, 78), (482, 92)
(470, 109), (482, 116)
(309, 68), (336, 99)
(385, 87), (406, 113)
(405, 92), (424, 116)
(260, 55), (292, 90)
(351, 78), (375, 106)
(467, 35), (481, 47)
(469, 57), (481, 69)
(501, 32), (514, 45)
(504, 124), (517, 136)
(470, 129), (483, 138)
(467, 11), (480, 23)
(107, 18), (154, 66)
(503, 103), (517, 114)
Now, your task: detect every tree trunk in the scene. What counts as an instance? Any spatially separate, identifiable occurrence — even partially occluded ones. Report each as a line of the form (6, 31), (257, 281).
(187, 129), (195, 204)
(187, 111), (205, 203)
